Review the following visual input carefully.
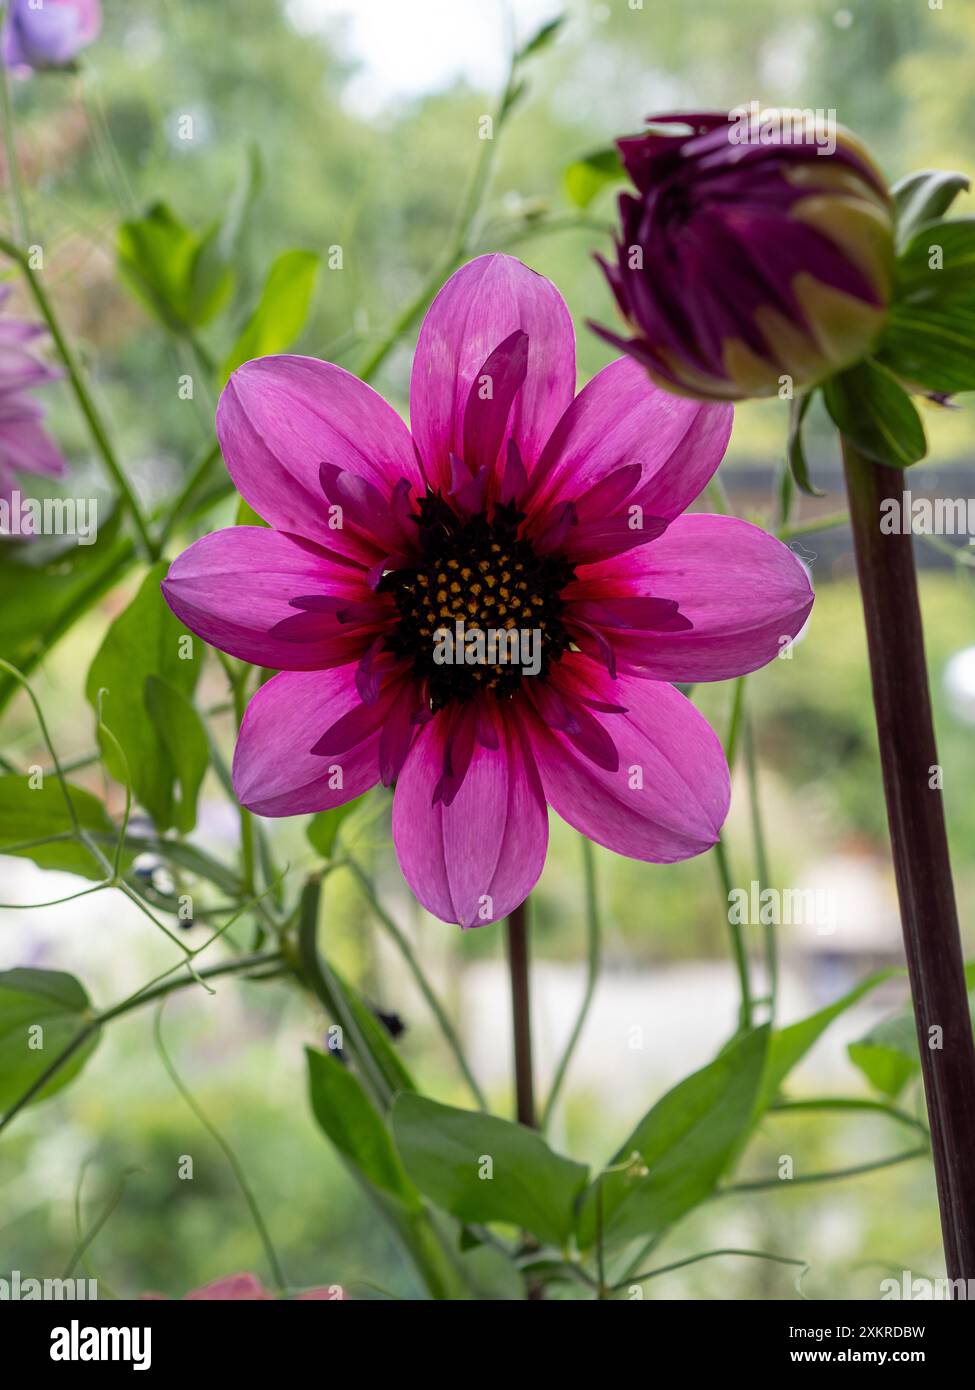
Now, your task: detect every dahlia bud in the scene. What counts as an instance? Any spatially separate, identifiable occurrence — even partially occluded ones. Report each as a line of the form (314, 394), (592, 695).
(593, 109), (895, 401)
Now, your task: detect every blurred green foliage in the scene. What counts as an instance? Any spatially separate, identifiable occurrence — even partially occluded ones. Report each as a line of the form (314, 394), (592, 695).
(3, 0), (975, 1300)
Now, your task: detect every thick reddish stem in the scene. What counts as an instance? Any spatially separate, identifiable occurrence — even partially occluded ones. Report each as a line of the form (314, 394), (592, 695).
(843, 439), (975, 1281)
(506, 899), (536, 1129)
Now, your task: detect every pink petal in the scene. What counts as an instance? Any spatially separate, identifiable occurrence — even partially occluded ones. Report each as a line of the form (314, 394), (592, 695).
(216, 355), (421, 556)
(572, 514), (814, 681)
(409, 255), (575, 489)
(162, 527), (385, 671)
(392, 702), (548, 927)
(233, 666), (388, 816)
(528, 658), (730, 862)
(185, 1274), (273, 1301)
(524, 357), (732, 530)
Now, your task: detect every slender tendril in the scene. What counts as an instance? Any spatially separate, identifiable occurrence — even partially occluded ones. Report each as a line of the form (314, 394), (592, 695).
(153, 1000), (288, 1293)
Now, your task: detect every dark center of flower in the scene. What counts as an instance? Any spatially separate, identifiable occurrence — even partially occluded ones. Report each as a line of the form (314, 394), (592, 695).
(380, 493), (576, 710)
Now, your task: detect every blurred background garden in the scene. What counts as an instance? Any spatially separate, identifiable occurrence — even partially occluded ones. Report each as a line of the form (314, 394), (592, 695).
(2, 0), (975, 1298)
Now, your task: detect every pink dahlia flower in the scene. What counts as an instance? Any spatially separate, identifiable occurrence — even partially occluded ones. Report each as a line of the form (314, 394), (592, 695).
(141, 1273), (340, 1300)
(2, 0), (101, 71)
(163, 255), (812, 928)
(0, 284), (66, 514)
(594, 110), (894, 400)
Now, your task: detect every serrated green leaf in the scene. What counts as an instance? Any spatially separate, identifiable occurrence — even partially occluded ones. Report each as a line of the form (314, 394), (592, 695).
(392, 1093), (588, 1246)
(0, 775), (117, 881)
(823, 359), (927, 467)
(564, 146), (624, 209)
(0, 968), (100, 1112)
(221, 249), (320, 382)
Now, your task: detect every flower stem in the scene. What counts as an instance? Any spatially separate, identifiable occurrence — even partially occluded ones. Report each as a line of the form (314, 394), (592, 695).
(0, 24), (30, 245)
(0, 234), (157, 559)
(506, 899), (535, 1128)
(842, 437), (975, 1281)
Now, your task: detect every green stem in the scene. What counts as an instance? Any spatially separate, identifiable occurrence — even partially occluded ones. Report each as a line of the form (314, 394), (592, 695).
(0, 18), (29, 245)
(0, 952), (281, 1138)
(356, 50), (518, 384)
(541, 836), (601, 1130)
(724, 1146), (928, 1192)
(777, 509), (849, 542)
(743, 716), (776, 1019)
(770, 1097), (928, 1136)
(713, 835), (751, 1032)
(63, 1168), (139, 1279)
(157, 439), (221, 547)
(153, 1001), (288, 1293)
(0, 235), (157, 559)
(724, 673), (746, 769)
(617, 1247), (809, 1294)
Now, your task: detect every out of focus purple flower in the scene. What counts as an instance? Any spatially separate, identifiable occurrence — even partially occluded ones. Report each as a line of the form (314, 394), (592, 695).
(593, 109), (895, 401)
(141, 1273), (343, 1300)
(0, 283), (66, 516)
(2, 0), (100, 72)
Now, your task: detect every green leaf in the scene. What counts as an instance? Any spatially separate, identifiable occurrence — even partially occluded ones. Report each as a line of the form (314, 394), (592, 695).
(847, 965), (975, 1098)
(392, 1093), (588, 1246)
(848, 1028), (919, 1098)
(515, 14), (565, 61)
(786, 390), (823, 497)
(892, 218), (975, 306)
(757, 970), (896, 1112)
(878, 304), (975, 394)
(234, 496), (268, 527)
(0, 775), (117, 881)
(822, 359), (927, 467)
(0, 511), (130, 716)
(144, 677), (209, 834)
(221, 249), (320, 381)
(306, 1047), (419, 1206)
(117, 203), (198, 332)
(878, 218), (975, 393)
(564, 146), (624, 209)
(306, 801), (360, 860)
(0, 969), (100, 1112)
(85, 563), (202, 833)
(576, 1026), (769, 1249)
(891, 170), (970, 251)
